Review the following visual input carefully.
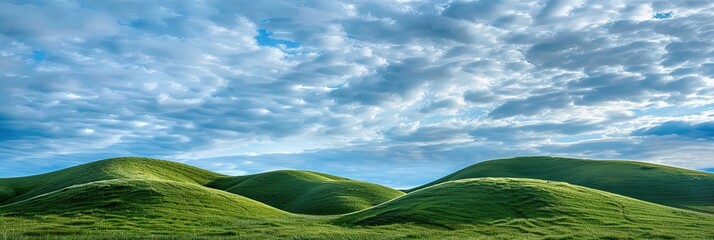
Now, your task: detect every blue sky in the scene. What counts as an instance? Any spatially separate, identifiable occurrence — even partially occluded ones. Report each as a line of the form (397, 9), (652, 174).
(0, 0), (713, 188)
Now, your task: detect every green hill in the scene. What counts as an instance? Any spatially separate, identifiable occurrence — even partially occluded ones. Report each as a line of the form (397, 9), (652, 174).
(411, 156), (714, 213)
(206, 170), (405, 215)
(0, 157), (224, 204)
(0, 179), (285, 219)
(0, 157), (298, 237)
(337, 178), (714, 238)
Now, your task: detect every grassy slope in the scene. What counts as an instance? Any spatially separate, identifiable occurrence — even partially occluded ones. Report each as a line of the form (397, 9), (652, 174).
(337, 178), (714, 239)
(4, 177), (709, 239)
(207, 170), (405, 215)
(0, 157), (224, 204)
(412, 156), (714, 213)
(0, 157), (297, 237)
(0, 157), (287, 220)
(0, 179), (284, 219)
(0, 186), (12, 202)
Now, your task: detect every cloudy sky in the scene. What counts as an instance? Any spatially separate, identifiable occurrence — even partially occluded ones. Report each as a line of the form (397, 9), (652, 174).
(1, 0), (713, 188)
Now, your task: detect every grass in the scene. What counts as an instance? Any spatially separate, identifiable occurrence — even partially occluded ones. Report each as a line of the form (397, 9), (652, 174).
(0, 214), (603, 240)
(1, 156), (713, 239)
(206, 170), (405, 215)
(0, 186), (12, 202)
(337, 178), (714, 239)
(412, 156), (714, 213)
(0, 179), (284, 218)
(0, 157), (224, 205)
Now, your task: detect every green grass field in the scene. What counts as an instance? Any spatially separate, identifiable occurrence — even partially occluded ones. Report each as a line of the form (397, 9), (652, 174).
(1, 156), (713, 239)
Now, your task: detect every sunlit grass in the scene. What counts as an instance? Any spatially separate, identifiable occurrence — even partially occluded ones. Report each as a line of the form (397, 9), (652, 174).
(413, 156), (714, 213)
(338, 178), (714, 239)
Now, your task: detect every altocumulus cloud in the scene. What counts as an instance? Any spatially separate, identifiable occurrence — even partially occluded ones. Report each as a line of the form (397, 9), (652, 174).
(0, 0), (713, 187)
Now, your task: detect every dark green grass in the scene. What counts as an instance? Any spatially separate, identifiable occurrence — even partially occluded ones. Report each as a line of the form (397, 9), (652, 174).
(0, 186), (13, 202)
(207, 170), (405, 215)
(411, 156), (714, 213)
(0, 157), (224, 204)
(337, 178), (714, 239)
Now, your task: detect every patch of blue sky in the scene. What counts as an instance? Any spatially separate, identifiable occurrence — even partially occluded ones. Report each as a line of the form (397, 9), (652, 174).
(653, 12), (672, 19)
(456, 107), (491, 120)
(256, 29), (300, 48)
(32, 50), (46, 62)
(419, 115), (454, 125)
(418, 107), (490, 125)
(115, 20), (151, 31)
(632, 104), (714, 117)
(128, 20), (148, 29)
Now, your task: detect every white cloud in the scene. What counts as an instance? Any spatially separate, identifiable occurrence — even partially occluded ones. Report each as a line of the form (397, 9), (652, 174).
(1, 0), (713, 185)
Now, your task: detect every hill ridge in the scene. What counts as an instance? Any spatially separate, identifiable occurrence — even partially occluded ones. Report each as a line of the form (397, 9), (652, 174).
(206, 169), (405, 215)
(0, 157), (224, 205)
(336, 177), (714, 239)
(0, 178), (288, 220)
(411, 156), (714, 213)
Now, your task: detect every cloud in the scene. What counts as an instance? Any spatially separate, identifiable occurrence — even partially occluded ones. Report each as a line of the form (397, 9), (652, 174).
(633, 121), (714, 139)
(442, 0), (506, 22)
(385, 123), (469, 143)
(463, 90), (497, 103)
(1, 0), (713, 187)
(330, 57), (458, 105)
(535, 0), (586, 22)
(489, 92), (574, 119)
(537, 135), (714, 169)
(419, 98), (459, 114)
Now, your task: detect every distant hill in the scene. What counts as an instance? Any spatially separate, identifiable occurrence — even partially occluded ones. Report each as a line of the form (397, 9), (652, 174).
(411, 156), (714, 213)
(206, 170), (405, 215)
(336, 178), (714, 238)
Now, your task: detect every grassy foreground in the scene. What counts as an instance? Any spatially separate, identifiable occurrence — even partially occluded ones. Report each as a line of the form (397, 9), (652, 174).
(0, 156), (713, 239)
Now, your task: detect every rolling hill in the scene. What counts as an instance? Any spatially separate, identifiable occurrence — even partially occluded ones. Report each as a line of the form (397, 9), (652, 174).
(0, 179), (285, 219)
(1, 156), (713, 239)
(206, 170), (405, 215)
(337, 178), (714, 238)
(0, 157), (224, 205)
(411, 156), (714, 213)
(0, 157), (298, 237)
(0, 157), (405, 216)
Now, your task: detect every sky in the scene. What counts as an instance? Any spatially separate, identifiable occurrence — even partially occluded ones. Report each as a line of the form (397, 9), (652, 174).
(1, 0), (713, 188)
